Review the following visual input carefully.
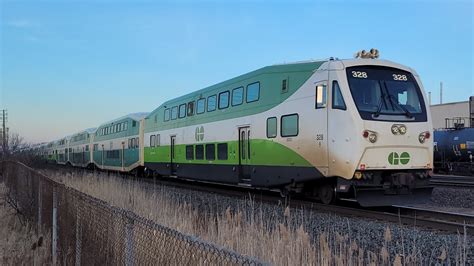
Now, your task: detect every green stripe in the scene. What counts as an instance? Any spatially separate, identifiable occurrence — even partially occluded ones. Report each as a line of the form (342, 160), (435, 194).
(144, 139), (312, 167)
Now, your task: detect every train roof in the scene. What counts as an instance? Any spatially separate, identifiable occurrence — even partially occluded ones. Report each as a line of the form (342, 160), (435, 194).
(99, 112), (149, 127)
(147, 60), (326, 117)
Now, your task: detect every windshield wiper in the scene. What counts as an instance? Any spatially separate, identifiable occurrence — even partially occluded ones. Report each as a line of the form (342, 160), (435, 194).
(373, 81), (387, 117)
(382, 81), (413, 118)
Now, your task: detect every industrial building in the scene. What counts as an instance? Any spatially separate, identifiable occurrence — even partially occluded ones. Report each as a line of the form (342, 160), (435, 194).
(430, 96), (473, 129)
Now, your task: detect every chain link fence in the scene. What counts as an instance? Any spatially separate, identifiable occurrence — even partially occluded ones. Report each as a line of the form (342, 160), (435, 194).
(0, 161), (263, 265)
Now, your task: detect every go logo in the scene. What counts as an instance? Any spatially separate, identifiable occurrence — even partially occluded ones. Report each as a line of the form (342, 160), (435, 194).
(195, 126), (204, 142)
(388, 152), (410, 165)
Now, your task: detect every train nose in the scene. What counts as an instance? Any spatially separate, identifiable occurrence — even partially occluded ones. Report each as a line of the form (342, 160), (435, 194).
(358, 147), (431, 170)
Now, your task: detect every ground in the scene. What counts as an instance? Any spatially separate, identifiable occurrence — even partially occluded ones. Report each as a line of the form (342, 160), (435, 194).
(0, 180), (50, 265)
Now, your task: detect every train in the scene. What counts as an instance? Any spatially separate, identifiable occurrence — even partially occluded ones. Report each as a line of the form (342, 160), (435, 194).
(434, 126), (474, 175)
(34, 50), (434, 207)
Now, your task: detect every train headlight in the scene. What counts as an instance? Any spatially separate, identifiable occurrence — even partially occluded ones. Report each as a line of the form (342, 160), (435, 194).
(363, 130), (377, 143)
(399, 125), (407, 135)
(418, 131), (431, 143)
(391, 124), (407, 135)
(391, 125), (399, 135)
(368, 133), (377, 143)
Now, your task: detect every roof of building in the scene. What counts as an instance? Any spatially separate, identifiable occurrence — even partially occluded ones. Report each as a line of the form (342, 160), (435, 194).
(430, 100), (469, 107)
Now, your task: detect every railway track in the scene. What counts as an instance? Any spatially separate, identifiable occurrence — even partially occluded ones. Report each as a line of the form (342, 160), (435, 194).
(40, 164), (474, 234)
(430, 174), (474, 188)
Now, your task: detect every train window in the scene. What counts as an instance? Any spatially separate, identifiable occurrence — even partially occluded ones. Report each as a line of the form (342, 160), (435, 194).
(281, 79), (288, 93)
(124, 122), (128, 131)
(247, 82), (260, 103)
(94, 144), (98, 151)
(132, 121), (137, 127)
(281, 114), (299, 137)
(207, 95), (217, 112)
(315, 84), (327, 109)
(186, 145), (194, 160)
(332, 81), (347, 110)
(164, 109), (170, 121)
(197, 98), (205, 114)
(219, 91), (230, 109)
(171, 106), (178, 120)
(179, 104), (186, 118)
(187, 101), (195, 116)
(205, 144), (215, 160)
(150, 135), (156, 147)
(232, 87), (244, 106)
(195, 145), (204, 159)
(156, 134), (160, 146)
(154, 115), (158, 123)
(217, 143), (228, 160)
(85, 145), (89, 152)
(266, 117), (277, 138)
(136, 138), (139, 148)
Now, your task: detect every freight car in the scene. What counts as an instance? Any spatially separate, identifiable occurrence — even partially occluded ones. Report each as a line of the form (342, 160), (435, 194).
(40, 50), (434, 206)
(434, 127), (474, 175)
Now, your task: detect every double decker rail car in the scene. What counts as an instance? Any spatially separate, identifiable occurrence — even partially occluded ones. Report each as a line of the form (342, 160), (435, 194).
(92, 113), (148, 172)
(68, 128), (96, 168)
(40, 50), (433, 206)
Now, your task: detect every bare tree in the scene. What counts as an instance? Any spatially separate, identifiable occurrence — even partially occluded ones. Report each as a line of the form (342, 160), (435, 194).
(8, 132), (26, 154)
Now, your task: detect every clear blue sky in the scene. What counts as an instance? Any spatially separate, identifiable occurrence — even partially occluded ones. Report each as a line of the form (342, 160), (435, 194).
(1, 0), (473, 143)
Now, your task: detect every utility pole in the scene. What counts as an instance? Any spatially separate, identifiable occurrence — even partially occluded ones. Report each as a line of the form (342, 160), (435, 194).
(1, 109), (7, 157)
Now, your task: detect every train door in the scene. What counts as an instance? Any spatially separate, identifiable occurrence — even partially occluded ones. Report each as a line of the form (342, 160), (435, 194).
(238, 127), (251, 184)
(121, 141), (125, 171)
(170, 135), (177, 175)
(82, 146), (85, 164)
(314, 81), (329, 172)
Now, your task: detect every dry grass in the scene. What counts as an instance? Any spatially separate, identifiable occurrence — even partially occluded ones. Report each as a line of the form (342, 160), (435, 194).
(46, 170), (468, 265)
(0, 182), (51, 265)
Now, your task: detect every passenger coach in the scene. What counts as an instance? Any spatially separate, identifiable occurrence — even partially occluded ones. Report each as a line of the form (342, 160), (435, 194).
(143, 51), (433, 206)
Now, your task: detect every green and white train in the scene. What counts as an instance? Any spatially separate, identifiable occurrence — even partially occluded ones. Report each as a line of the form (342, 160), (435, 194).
(39, 53), (433, 206)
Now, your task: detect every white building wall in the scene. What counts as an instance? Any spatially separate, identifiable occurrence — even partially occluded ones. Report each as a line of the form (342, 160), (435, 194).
(430, 101), (470, 129)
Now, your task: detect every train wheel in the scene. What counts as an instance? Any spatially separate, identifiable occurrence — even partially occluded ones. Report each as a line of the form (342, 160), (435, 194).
(319, 184), (335, 205)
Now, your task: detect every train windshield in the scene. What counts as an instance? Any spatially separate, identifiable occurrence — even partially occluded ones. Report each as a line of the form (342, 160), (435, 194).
(346, 66), (427, 122)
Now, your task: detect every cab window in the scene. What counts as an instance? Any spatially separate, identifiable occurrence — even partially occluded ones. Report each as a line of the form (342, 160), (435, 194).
(332, 81), (346, 110)
(315, 84), (327, 109)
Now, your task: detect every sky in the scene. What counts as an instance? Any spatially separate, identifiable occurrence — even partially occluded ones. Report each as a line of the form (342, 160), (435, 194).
(1, 0), (473, 143)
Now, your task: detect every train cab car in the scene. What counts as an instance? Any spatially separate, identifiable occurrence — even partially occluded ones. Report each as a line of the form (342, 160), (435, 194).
(92, 113), (148, 172)
(68, 128), (96, 168)
(143, 49), (433, 207)
(330, 58), (433, 206)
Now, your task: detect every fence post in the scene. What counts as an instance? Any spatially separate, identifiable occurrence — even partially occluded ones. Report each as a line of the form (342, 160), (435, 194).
(52, 185), (58, 266)
(125, 211), (134, 266)
(75, 196), (82, 266)
(37, 179), (42, 233)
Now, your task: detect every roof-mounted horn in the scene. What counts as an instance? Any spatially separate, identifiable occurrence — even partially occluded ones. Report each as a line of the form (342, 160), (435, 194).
(354, 48), (379, 59)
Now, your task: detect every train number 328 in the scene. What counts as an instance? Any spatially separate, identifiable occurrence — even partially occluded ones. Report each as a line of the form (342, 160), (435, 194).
(351, 71), (367, 78)
(392, 74), (408, 81)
